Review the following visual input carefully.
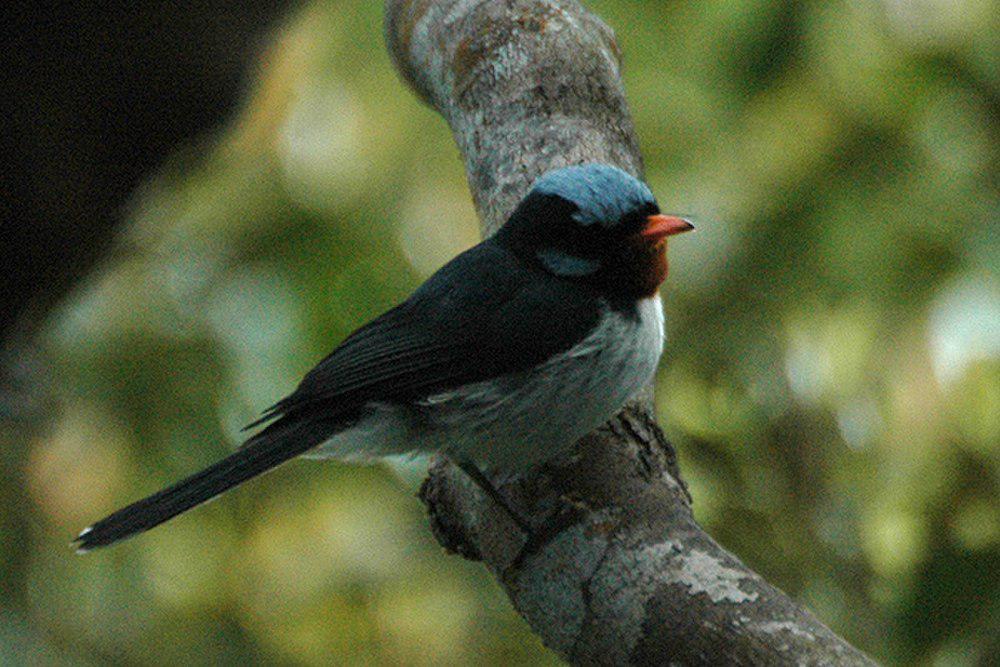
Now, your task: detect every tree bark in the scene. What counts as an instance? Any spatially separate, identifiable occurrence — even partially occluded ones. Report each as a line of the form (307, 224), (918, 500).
(384, 1), (876, 664)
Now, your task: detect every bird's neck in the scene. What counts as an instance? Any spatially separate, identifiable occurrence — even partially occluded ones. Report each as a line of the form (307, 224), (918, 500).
(605, 238), (669, 299)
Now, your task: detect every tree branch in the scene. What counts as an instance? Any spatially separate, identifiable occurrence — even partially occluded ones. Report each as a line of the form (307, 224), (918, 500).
(385, 1), (875, 663)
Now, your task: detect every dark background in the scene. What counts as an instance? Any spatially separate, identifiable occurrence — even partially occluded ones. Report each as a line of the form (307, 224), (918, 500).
(1, 1), (997, 664)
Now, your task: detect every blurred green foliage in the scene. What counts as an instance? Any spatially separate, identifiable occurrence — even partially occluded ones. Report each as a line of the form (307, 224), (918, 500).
(2, 0), (997, 664)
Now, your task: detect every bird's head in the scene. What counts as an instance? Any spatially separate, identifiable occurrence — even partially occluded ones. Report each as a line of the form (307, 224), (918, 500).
(497, 163), (693, 298)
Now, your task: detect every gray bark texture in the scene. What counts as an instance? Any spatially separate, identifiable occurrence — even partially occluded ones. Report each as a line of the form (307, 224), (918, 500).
(384, 1), (876, 664)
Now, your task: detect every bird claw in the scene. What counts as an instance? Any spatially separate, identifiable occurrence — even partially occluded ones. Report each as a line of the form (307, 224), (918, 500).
(510, 502), (587, 570)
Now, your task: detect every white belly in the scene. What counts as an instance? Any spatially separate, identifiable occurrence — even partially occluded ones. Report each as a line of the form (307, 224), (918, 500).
(307, 297), (665, 471)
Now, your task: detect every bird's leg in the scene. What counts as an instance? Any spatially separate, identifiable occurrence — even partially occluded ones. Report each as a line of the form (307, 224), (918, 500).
(510, 499), (586, 569)
(451, 457), (589, 568)
(452, 457), (532, 534)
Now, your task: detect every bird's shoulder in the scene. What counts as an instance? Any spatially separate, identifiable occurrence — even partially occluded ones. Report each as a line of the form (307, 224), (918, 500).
(407, 239), (598, 327)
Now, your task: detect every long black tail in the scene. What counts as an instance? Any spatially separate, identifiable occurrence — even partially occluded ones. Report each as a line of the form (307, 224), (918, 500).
(74, 417), (329, 553)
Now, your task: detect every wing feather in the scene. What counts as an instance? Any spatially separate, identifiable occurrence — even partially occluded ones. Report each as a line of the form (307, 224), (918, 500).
(246, 241), (601, 429)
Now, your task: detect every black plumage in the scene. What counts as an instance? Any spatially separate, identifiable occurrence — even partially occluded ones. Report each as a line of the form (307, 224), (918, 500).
(253, 240), (602, 426)
(75, 162), (688, 552)
(76, 240), (600, 551)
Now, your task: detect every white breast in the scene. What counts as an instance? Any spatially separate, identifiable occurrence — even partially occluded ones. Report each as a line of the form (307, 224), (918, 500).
(307, 297), (665, 471)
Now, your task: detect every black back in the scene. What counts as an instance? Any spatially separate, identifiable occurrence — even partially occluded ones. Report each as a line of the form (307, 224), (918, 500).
(252, 239), (603, 426)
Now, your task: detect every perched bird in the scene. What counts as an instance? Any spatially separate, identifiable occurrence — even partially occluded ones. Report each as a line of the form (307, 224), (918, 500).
(75, 162), (693, 552)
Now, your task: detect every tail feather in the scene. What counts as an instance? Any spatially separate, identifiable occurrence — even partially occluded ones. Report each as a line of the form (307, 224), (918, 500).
(74, 417), (330, 553)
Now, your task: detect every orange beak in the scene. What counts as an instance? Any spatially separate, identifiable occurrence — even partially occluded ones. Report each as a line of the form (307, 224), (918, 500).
(641, 215), (695, 241)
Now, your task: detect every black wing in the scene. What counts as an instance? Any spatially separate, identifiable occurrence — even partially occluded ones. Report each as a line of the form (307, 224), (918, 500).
(249, 240), (602, 427)
(75, 240), (602, 551)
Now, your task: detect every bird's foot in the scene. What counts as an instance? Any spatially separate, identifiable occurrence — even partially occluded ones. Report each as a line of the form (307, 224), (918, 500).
(452, 457), (533, 533)
(451, 457), (587, 567)
(510, 499), (587, 569)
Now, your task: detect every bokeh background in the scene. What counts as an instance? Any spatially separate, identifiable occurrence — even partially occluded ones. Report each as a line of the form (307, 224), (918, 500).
(2, 0), (997, 664)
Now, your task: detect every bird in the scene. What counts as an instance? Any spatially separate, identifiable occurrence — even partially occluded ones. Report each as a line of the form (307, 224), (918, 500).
(74, 162), (693, 552)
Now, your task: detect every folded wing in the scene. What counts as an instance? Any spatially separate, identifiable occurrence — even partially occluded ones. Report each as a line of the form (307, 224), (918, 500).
(76, 240), (599, 551)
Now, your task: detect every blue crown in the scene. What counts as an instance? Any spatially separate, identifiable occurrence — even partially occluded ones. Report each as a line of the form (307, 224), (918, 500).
(532, 163), (656, 228)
